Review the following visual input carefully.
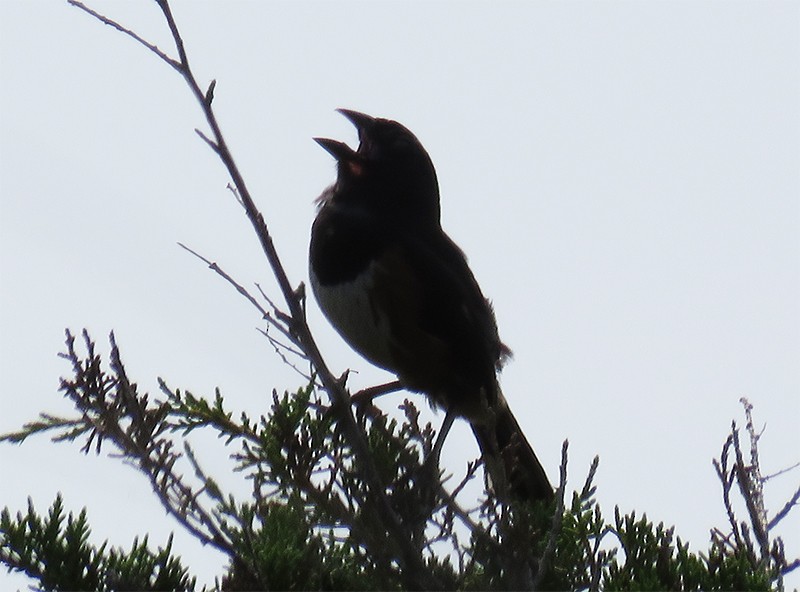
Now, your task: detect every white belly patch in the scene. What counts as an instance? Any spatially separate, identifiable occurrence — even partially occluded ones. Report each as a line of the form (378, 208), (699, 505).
(310, 261), (396, 372)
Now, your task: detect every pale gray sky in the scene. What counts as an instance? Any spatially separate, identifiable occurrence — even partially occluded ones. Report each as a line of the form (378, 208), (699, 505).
(2, 1), (798, 589)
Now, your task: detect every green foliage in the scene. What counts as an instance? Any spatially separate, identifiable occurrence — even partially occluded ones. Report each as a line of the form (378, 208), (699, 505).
(540, 483), (614, 590)
(0, 495), (194, 591)
(2, 331), (797, 590)
(601, 509), (774, 591)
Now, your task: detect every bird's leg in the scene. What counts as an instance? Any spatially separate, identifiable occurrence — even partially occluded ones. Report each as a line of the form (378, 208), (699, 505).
(427, 409), (457, 471)
(321, 378), (401, 420)
(408, 409), (457, 531)
(350, 380), (403, 408)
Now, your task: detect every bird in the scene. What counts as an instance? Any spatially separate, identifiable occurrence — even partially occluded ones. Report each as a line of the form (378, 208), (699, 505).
(309, 109), (553, 503)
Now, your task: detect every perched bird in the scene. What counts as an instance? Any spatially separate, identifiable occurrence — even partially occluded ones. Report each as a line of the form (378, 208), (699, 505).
(309, 109), (553, 502)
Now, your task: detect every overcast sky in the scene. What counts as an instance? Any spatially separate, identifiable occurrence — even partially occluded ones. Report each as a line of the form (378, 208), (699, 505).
(2, 1), (798, 589)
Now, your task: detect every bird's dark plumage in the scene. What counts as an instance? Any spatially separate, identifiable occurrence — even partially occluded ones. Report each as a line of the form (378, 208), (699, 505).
(309, 109), (553, 502)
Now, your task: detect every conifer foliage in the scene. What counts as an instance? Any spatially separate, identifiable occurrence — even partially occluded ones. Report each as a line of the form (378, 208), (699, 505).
(2, 330), (796, 590)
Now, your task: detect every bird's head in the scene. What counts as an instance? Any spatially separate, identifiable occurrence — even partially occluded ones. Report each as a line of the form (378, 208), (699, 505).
(315, 109), (441, 226)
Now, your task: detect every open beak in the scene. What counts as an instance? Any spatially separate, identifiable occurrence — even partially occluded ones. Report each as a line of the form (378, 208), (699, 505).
(336, 108), (375, 133)
(313, 137), (358, 162)
(314, 108), (376, 162)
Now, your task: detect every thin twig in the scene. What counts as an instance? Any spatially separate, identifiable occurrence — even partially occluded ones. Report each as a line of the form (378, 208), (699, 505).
(255, 326), (313, 382)
(764, 461), (800, 482)
(715, 431), (743, 549)
(255, 326), (307, 360)
(768, 484), (800, 531)
(177, 242), (270, 319)
(67, 1), (181, 70)
(254, 283), (295, 328)
(194, 128), (220, 153)
(177, 242), (300, 350)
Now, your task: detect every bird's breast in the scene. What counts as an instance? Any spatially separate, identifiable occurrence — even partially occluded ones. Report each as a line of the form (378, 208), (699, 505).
(309, 261), (397, 373)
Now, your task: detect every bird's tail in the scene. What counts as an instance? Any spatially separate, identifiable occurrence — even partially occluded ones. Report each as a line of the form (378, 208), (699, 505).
(471, 389), (554, 503)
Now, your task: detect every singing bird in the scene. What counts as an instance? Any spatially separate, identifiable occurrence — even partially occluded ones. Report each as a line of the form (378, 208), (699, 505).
(309, 109), (553, 502)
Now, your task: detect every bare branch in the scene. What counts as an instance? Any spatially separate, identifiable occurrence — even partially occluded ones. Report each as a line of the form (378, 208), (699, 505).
(768, 483), (800, 531)
(177, 242), (270, 320)
(67, 1), (181, 70)
(764, 460), (800, 482)
(255, 326), (313, 382)
(176, 242), (302, 357)
(194, 128), (220, 153)
(714, 431), (743, 549)
(733, 401), (770, 560)
(155, 0), (189, 69)
(254, 283), (295, 328)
